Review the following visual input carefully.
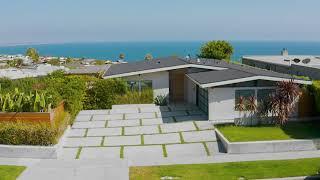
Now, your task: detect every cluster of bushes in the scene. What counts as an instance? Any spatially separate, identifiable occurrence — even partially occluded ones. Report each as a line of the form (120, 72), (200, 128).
(0, 70), (155, 117)
(0, 111), (70, 146)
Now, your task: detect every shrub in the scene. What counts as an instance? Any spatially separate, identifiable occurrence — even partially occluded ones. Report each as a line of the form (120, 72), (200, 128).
(199, 40), (234, 61)
(311, 81), (320, 114)
(0, 111), (70, 146)
(154, 95), (168, 106)
(84, 78), (127, 109)
(115, 89), (153, 105)
(0, 122), (58, 145)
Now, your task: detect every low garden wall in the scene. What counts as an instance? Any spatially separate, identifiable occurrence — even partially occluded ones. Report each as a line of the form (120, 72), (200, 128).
(216, 129), (320, 154)
(0, 126), (70, 159)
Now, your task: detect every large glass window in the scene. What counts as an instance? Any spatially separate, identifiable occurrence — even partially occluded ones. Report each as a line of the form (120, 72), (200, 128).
(235, 89), (255, 110)
(257, 89), (275, 103)
(198, 87), (208, 114)
(127, 80), (152, 91)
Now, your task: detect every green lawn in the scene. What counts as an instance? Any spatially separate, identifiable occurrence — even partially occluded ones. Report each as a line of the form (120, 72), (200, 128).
(0, 165), (26, 180)
(130, 158), (320, 180)
(216, 121), (320, 142)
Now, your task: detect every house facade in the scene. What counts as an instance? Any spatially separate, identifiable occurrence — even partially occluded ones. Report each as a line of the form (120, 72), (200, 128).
(104, 57), (311, 122)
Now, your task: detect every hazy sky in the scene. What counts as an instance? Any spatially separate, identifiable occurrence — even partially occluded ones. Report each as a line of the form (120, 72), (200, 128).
(1, 0), (320, 45)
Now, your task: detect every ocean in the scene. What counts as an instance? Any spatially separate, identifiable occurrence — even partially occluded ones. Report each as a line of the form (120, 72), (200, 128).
(0, 41), (320, 62)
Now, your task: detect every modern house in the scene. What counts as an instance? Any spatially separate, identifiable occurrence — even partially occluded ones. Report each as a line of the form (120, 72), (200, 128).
(242, 49), (320, 80)
(103, 57), (311, 122)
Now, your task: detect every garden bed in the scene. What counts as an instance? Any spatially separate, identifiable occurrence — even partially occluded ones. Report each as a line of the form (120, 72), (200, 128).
(215, 122), (320, 154)
(0, 126), (70, 159)
(0, 101), (64, 125)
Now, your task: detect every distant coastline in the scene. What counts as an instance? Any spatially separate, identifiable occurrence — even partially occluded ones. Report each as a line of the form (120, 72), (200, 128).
(1, 41), (320, 62)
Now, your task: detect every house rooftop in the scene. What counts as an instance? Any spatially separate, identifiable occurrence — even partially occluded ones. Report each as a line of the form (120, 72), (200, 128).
(103, 56), (311, 87)
(243, 55), (320, 69)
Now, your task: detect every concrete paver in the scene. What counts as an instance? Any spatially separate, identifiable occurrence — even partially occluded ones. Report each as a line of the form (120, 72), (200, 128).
(124, 125), (159, 135)
(64, 137), (102, 147)
(195, 121), (215, 130)
(72, 121), (106, 129)
(68, 129), (86, 137)
(160, 122), (196, 133)
(105, 135), (141, 146)
(108, 119), (140, 127)
(166, 143), (207, 158)
(87, 127), (122, 136)
(59, 148), (78, 160)
(125, 112), (155, 120)
(144, 133), (181, 145)
(110, 108), (139, 114)
(75, 115), (92, 122)
(182, 130), (217, 143)
(92, 114), (124, 121)
(124, 145), (163, 159)
(78, 110), (109, 115)
(80, 147), (120, 159)
(141, 118), (163, 125)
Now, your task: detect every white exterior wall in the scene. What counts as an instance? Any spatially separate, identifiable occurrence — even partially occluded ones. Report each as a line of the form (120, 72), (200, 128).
(208, 87), (277, 121)
(124, 71), (169, 99)
(208, 86), (299, 121)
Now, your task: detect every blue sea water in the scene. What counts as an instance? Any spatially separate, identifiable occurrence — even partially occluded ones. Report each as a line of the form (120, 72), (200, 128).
(0, 41), (320, 62)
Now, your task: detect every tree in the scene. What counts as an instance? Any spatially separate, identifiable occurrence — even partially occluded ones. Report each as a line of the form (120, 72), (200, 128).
(144, 53), (153, 61)
(199, 40), (234, 61)
(269, 80), (302, 125)
(26, 48), (39, 63)
(119, 53), (125, 60)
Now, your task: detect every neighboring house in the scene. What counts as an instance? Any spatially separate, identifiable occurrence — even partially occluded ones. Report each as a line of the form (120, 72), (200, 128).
(103, 57), (311, 122)
(242, 49), (320, 79)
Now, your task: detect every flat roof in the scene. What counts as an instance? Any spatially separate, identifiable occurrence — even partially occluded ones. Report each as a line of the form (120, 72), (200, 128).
(103, 56), (311, 86)
(243, 55), (320, 69)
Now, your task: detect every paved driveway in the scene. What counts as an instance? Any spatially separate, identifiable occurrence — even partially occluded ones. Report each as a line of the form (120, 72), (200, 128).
(60, 104), (224, 161)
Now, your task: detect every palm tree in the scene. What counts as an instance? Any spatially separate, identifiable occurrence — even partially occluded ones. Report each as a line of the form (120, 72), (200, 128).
(119, 53), (125, 60)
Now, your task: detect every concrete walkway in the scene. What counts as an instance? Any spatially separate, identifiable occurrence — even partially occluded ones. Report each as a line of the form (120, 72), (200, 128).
(2, 104), (320, 180)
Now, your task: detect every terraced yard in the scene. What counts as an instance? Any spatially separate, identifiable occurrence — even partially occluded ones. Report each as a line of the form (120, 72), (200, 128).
(60, 104), (224, 160)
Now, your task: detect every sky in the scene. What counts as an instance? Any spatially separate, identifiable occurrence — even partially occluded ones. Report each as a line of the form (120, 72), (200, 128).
(1, 0), (320, 45)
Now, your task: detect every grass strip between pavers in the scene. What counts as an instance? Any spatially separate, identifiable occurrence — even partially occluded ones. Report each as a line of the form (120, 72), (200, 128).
(89, 115), (93, 121)
(101, 136), (105, 146)
(105, 121), (108, 128)
(75, 147), (82, 159)
(162, 145), (168, 157)
(193, 121), (200, 131)
(202, 142), (211, 156)
(154, 112), (158, 118)
(123, 114), (125, 120)
(141, 135), (144, 145)
(121, 127), (125, 135)
(84, 129), (88, 137)
(179, 132), (185, 144)
(130, 158), (320, 180)
(158, 125), (162, 134)
(120, 146), (124, 158)
(139, 119), (142, 126)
